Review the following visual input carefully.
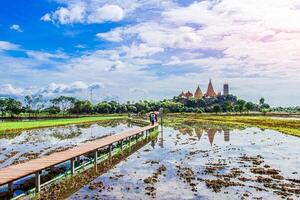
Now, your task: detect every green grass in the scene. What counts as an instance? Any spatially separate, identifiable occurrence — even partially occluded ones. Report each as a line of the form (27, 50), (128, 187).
(166, 113), (300, 137)
(0, 115), (126, 134)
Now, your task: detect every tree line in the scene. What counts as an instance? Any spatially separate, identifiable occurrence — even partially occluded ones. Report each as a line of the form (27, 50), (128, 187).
(0, 94), (272, 118)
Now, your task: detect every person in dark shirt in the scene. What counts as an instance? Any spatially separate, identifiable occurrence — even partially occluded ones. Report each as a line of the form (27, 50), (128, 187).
(149, 112), (156, 125)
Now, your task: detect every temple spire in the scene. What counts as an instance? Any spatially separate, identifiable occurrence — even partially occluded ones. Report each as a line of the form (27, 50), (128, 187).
(205, 79), (217, 98)
(194, 85), (203, 99)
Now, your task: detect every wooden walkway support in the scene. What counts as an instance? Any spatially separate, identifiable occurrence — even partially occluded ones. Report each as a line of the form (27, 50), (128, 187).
(0, 123), (158, 194)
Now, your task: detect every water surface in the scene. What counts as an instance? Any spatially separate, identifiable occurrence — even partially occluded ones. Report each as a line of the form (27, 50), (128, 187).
(68, 122), (300, 200)
(0, 120), (138, 168)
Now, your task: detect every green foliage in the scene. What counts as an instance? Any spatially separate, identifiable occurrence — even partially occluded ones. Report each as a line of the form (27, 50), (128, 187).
(236, 99), (246, 113)
(261, 108), (270, 115)
(245, 102), (255, 112)
(50, 96), (76, 116)
(0, 94), (279, 117)
(70, 100), (93, 114)
(44, 106), (60, 115)
(212, 104), (222, 114)
(259, 97), (265, 105)
(5, 98), (22, 117)
(95, 102), (112, 114)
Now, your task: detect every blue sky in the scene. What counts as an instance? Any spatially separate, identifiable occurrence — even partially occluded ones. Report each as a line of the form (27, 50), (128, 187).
(0, 0), (300, 106)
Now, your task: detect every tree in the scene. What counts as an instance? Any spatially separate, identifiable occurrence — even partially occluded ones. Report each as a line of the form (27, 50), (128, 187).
(116, 104), (127, 113)
(0, 99), (7, 117)
(95, 102), (112, 114)
(245, 102), (255, 112)
(31, 95), (45, 117)
(25, 95), (45, 117)
(161, 101), (183, 112)
(212, 104), (222, 114)
(259, 98), (265, 105)
(236, 99), (246, 113)
(224, 101), (233, 112)
(70, 100), (93, 115)
(5, 98), (22, 117)
(44, 106), (60, 115)
(127, 105), (137, 113)
(261, 108), (270, 116)
(50, 96), (76, 117)
(24, 96), (33, 117)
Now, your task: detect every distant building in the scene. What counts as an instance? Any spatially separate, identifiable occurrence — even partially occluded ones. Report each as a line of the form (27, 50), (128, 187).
(178, 80), (230, 100)
(223, 83), (229, 96)
(204, 79), (217, 98)
(194, 85), (203, 99)
(179, 91), (193, 99)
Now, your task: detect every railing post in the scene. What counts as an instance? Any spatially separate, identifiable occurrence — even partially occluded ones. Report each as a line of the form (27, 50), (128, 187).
(8, 182), (13, 194)
(35, 171), (41, 193)
(120, 139), (123, 150)
(94, 150), (98, 172)
(108, 144), (112, 160)
(76, 156), (80, 165)
(71, 158), (75, 175)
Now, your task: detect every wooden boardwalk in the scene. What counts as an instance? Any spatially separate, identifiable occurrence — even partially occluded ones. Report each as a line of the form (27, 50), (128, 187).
(0, 123), (158, 192)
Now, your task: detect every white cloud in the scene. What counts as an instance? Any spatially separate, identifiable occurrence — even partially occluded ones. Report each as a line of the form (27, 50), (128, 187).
(96, 28), (123, 42)
(41, 13), (52, 22)
(0, 41), (19, 51)
(40, 81), (104, 95)
(0, 84), (29, 97)
(122, 43), (164, 58)
(42, 3), (124, 24)
(10, 24), (23, 32)
(26, 51), (69, 61)
(75, 44), (87, 48)
(87, 4), (124, 23)
(52, 4), (86, 24)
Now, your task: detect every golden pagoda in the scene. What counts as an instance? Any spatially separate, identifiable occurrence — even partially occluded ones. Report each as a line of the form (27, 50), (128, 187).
(205, 79), (217, 98)
(194, 85), (203, 99)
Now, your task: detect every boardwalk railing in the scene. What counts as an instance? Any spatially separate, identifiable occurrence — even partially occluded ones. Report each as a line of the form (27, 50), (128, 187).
(0, 123), (159, 196)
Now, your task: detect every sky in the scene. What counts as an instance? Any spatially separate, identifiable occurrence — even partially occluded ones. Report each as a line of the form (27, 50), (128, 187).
(0, 0), (300, 106)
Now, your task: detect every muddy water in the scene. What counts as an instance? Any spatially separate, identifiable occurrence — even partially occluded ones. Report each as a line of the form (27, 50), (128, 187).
(0, 120), (138, 168)
(68, 122), (300, 200)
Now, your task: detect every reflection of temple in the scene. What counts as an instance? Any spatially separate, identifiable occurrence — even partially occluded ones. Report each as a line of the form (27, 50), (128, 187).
(194, 128), (203, 140)
(224, 130), (230, 142)
(179, 127), (193, 136)
(207, 129), (217, 146)
(177, 126), (231, 145)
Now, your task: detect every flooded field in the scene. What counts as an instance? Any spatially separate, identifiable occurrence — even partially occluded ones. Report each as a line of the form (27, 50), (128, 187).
(0, 119), (138, 169)
(68, 121), (300, 200)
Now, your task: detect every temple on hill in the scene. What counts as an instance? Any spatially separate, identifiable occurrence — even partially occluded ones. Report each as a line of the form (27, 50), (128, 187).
(178, 79), (229, 99)
(194, 86), (203, 99)
(205, 79), (217, 98)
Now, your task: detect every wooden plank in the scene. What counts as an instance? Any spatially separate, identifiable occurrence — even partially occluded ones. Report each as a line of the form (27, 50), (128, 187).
(0, 123), (158, 186)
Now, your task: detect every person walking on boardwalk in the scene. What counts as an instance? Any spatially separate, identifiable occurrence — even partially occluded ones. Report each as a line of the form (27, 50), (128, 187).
(149, 112), (156, 125)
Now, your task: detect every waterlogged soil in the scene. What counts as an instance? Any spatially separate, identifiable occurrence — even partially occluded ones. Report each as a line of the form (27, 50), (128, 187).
(68, 122), (300, 200)
(0, 120), (138, 168)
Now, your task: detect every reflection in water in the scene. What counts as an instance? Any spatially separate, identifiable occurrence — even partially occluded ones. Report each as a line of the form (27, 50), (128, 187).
(68, 122), (300, 200)
(224, 130), (230, 142)
(207, 129), (217, 146)
(158, 127), (164, 148)
(192, 127), (231, 146)
(0, 120), (138, 168)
